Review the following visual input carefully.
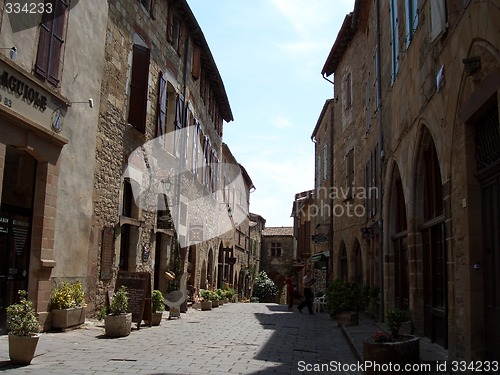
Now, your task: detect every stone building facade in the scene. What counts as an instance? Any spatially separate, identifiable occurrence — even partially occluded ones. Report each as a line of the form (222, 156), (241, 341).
(91, 0), (255, 312)
(219, 143), (255, 296)
(310, 101), (335, 281)
(248, 212), (266, 291)
(0, 0), (255, 333)
(320, 0), (500, 361)
(260, 226), (295, 303)
(0, 0), (107, 332)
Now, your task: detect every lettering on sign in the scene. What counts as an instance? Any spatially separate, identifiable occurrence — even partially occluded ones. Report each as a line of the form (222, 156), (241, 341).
(0, 70), (47, 111)
(115, 271), (152, 327)
(100, 227), (114, 280)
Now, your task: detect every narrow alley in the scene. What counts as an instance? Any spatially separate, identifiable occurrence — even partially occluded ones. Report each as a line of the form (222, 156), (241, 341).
(0, 303), (362, 375)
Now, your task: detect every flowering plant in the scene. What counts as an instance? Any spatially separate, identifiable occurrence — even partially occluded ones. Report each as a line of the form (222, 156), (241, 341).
(50, 281), (85, 310)
(372, 331), (393, 343)
(200, 289), (218, 302)
(7, 290), (39, 337)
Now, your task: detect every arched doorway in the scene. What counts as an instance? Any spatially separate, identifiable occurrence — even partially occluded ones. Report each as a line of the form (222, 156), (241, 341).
(217, 243), (224, 289)
(207, 248), (213, 289)
(416, 128), (447, 348)
(339, 242), (348, 281)
(0, 146), (37, 334)
(354, 241), (363, 286)
(187, 245), (197, 289)
(390, 165), (409, 309)
(200, 260), (207, 290)
(474, 104), (500, 359)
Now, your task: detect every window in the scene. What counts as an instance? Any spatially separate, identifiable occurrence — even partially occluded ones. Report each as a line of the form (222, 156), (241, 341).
(128, 44), (150, 133)
(405, 0), (419, 47)
(192, 122), (200, 177)
(35, 0), (69, 85)
(475, 106), (500, 172)
(140, 0), (155, 18)
(167, 8), (182, 55)
(389, 0), (400, 83)
(365, 77), (371, 132)
(202, 136), (209, 186)
(344, 72), (352, 109)
(156, 72), (167, 140)
(346, 148), (355, 199)
(323, 144), (328, 181)
(429, 0), (447, 42)
(271, 242), (282, 257)
(364, 145), (378, 218)
(173, 95), (184, 156)
(316, 154), (321, 189)
(185, 104), (191, 165)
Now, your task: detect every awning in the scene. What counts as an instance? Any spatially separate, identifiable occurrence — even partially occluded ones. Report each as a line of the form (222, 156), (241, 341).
(309, 251), (330, 262)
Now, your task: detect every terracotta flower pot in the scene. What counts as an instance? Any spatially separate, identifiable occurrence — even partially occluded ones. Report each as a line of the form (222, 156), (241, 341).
(200, 301), (212, 311)
(363, 334), (420, 374)
(52, 307), (85, 329)
(8, 334), (39, 365)
(151, 312), (163, 326)
(335, 311), (359, 326)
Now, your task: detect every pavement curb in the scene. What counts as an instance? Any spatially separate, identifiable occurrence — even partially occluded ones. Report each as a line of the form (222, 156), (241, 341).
(340, 325), (362, 362)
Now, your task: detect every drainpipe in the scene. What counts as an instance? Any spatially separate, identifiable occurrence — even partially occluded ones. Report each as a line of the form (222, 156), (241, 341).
(176, 31), (190, 272)
(329, 104), (334, 283)
(375, 0), (385, 322)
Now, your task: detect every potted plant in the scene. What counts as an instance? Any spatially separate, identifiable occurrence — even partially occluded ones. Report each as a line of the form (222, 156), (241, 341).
(151, 290), (164, 326)
(104, 286), (132, 337)
(199, 290), (215, 311)
(224, 288), (236, 303)
(252, 271), (278, 303)
(6, 290), (40, 365)
(363, 308), (419, 374)
(326, 279), (366, 326)
(215, 289), (225, 305)
(50, 280), (86, 330)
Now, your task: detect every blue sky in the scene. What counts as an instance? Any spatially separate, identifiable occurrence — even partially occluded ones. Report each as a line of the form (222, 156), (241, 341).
(187, 0), (354, 227)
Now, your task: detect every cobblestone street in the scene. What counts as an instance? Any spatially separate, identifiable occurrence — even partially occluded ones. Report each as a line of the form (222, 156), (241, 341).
(0, 303), (361, 375)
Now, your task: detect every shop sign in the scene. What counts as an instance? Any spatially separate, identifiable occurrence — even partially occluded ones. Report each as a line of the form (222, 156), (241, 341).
(0, 59), (66, 132)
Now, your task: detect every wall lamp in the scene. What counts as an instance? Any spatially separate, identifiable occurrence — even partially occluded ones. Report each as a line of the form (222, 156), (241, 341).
(463, 56), (481, 76)
(1, 46), (17, 60)
(70, 98), (94, 108)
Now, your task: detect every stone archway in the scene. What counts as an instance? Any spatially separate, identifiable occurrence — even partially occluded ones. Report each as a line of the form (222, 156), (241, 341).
(413, 126), (447, 348)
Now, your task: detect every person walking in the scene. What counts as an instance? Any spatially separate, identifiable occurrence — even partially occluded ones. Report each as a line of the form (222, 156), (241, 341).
(297, 269), (315, 314)
(285, 273), (295, 311)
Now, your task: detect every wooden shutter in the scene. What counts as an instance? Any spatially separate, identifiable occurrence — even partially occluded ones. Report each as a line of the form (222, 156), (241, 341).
(128, 44), (150, 133)
(174, 95), (184, 156)
(156, 72), (167, 138)
(192, 45), (201, 80)
(35, 0), (68, 85)
(429, 0), (446, 42)
(346, 148), (354, 198)
(149, 0), (156, 19)
(166, 6), (174, 42)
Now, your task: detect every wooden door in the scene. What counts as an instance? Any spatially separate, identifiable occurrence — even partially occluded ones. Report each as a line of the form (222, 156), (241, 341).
(481, 170), (500, 360)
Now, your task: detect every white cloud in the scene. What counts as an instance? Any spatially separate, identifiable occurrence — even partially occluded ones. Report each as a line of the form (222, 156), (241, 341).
(272, 115), (293, 129)
(267, 0), (354, 38)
